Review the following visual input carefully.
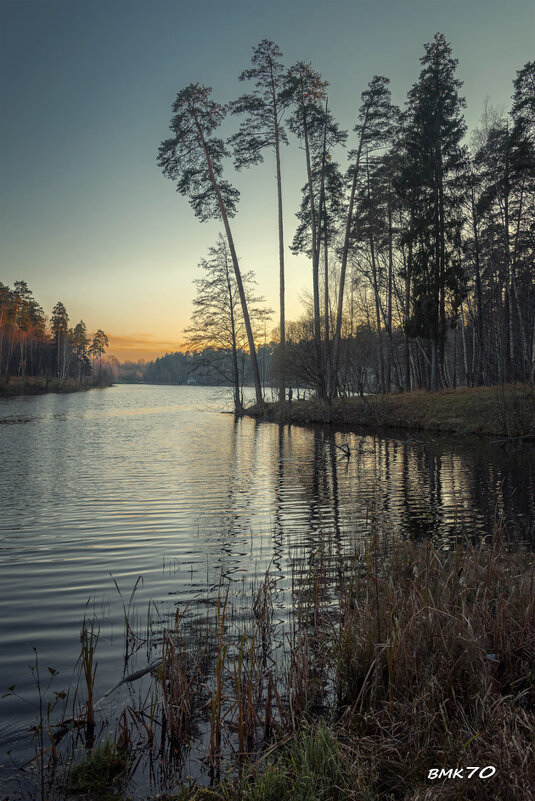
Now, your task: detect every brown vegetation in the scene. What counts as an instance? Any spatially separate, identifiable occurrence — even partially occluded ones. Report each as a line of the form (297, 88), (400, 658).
(246, 384), (535, 438)
(12, 526), (534, 800)
(0, 376), (112, 397)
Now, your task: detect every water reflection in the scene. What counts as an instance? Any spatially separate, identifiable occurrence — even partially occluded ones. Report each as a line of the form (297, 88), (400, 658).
(0, 385), (533, 769)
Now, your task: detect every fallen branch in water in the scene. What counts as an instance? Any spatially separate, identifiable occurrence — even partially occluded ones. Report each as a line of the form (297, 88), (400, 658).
(51, 658), (164, 745)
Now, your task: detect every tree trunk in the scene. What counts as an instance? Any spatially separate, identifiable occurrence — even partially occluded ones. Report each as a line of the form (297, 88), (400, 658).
(404, 235), (412, 391)
(470, 183), (484, 384)
(367, 156), (385, 394)
(332, 108), (369, 396)
(225, 255), (243, 414)
(193, 113), (263, 406)
(311, 104), (329, 400)
(460, 304), (469, 386)
(271, 67), (286, 404)
(430, 340), (438, 393)
(323, 216), (332, 399)
(386, 188), (394, 392)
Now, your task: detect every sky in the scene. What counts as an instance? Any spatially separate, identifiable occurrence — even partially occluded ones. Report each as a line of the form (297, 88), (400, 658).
(1, 0), (533, 361)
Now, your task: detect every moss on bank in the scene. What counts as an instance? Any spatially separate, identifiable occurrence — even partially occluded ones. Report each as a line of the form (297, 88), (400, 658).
(245, 384), (535, 438)
(0, 376), (111, 397)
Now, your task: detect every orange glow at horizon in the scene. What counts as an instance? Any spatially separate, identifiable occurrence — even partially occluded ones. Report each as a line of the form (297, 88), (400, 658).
(108, 325), (283, 363)
(108, 333), (187, 362)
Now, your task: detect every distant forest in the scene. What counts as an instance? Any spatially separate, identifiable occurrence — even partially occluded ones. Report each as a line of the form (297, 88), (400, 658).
(157, 35), (534, 411)
(118, 346), (273, 389)
(0, 280), (110, 390)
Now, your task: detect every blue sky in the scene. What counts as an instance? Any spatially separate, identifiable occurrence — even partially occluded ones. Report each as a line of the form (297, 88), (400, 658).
(1, 0), (533, 359)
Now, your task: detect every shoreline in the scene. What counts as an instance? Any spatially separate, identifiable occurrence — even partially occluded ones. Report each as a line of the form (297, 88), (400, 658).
(244, 384), (535, 440)
(0, 377), (113, 397)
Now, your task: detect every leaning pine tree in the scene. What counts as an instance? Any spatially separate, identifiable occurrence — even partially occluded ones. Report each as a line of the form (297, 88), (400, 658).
(157, 83), (263, 406)
(230, 40), (289, 404)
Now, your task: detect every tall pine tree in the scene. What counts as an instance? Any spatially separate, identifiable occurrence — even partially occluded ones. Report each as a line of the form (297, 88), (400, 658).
(230, 41), (289, 402)
(396, 34), (468, 391)
(157, 83), (263, 405)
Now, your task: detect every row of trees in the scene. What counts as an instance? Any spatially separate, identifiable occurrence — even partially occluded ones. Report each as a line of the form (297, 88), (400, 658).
(136, 345), (274, 394)
(0, 280), (109, 387)
(158, 34), (534, 410)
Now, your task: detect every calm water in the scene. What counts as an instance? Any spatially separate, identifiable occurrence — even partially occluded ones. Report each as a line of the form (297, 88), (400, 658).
(1, 384), (534, 788)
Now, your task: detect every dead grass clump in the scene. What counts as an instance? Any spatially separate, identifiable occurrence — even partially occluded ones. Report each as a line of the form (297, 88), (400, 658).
(330, 538), (535, 799)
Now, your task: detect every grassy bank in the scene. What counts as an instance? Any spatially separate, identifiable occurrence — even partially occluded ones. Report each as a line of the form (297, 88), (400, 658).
(0, 377), (111, 397)
(13, 530), (534, 800)
(170, 535), (535, 800)
(246, 384), (535, 438)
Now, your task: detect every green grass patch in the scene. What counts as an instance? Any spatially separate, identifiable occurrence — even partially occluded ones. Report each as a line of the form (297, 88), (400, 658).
(65, 739), (131, 800)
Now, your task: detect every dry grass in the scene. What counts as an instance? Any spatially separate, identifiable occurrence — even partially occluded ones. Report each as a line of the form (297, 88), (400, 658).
(187, 534), (534, 799)
(246, 383), (535, 438)
(13, 530), (535, 800)
(331, 535), (535, 799)
(0, 376), (111, 396)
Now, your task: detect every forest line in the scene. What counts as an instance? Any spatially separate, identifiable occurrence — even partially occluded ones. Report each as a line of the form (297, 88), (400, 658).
(157, 34), (534, 412)
(0, 280), (111, 393)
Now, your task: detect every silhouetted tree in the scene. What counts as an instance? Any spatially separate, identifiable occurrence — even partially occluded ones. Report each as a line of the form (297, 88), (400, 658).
(185, 235), (272, 412)
(396, 34), (467, 391)
(51, 301), (69, 380)
(332, 75), (397, 395)
(89, 329), (109, 382)
(230, 40), (289, 402)
(285, 63), (347, 397)
(512, 61), (535, 140)
(157, 83), (263, 405)
(73, 321), (91, 382)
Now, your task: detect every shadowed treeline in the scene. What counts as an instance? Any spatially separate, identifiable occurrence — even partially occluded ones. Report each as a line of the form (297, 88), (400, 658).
(158, 38), (534, 409)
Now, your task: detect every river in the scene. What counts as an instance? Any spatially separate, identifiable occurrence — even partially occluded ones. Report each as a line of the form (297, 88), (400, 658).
(0, 383), (533, 793)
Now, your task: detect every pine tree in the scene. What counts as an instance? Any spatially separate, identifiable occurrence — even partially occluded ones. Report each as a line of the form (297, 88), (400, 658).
(230, 40), (289, 402)
(474, 95), (535, 382)
(285, 64), (346, 398)
(512, 61), (535, 141)
(89, 329), (109, 383)
(51, 301), (69, 379)
(73, 321), (90, 382)
(396, 34), (468, 391)
(157, 83), (263, 405)
(332, 75), (397, 395)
